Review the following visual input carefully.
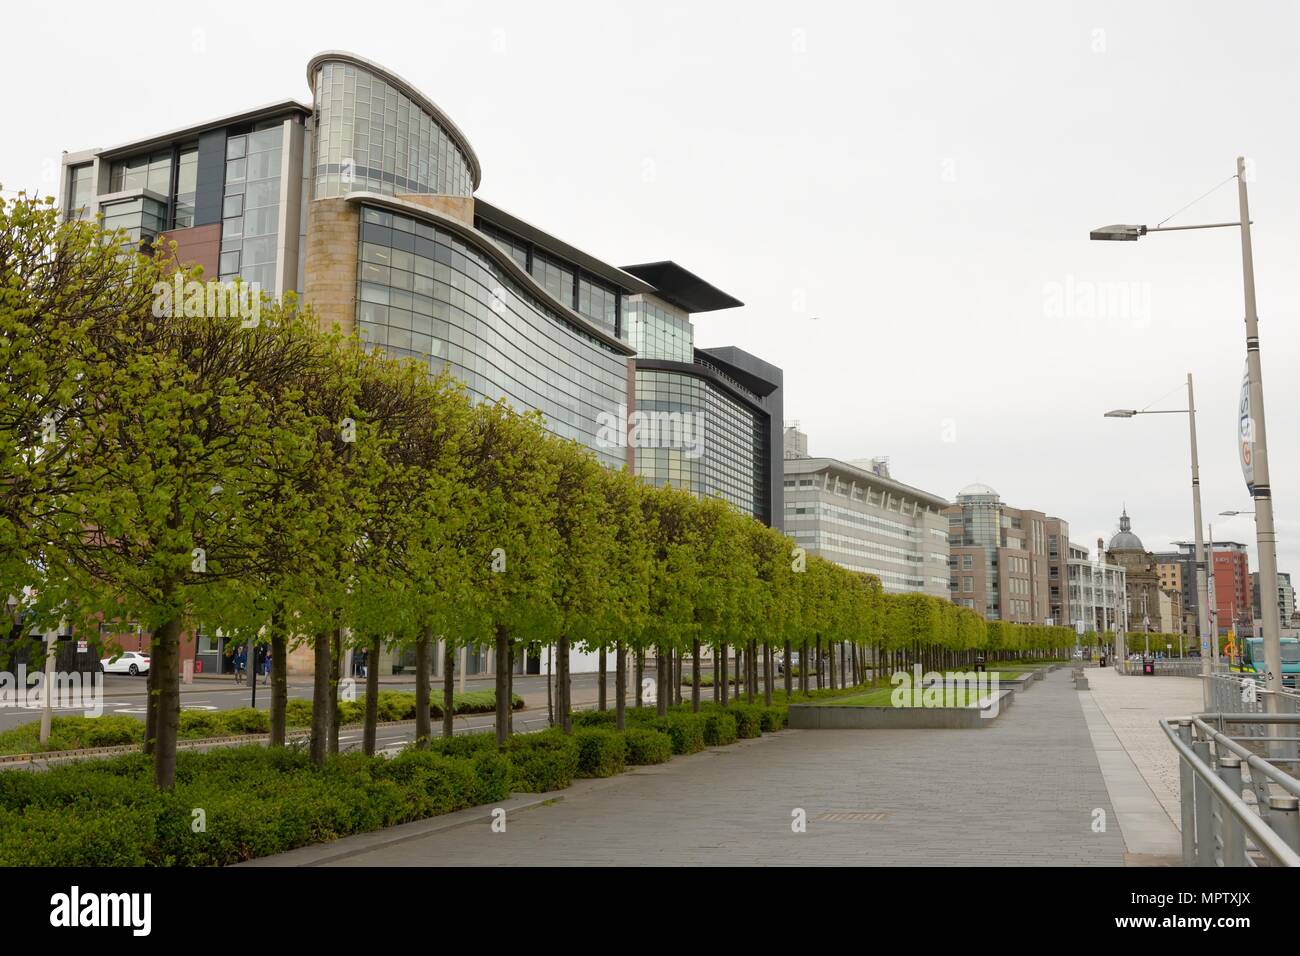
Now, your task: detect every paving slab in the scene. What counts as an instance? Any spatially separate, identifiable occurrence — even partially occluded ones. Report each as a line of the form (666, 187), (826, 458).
(257, 668), (1128, 867)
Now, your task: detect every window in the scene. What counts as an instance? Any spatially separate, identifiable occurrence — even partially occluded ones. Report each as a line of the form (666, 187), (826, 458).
(65, 164), (94, 220)
(963, 577), (974, 593)
(173, 147), (197, 228)
(962, 554), (972, 570)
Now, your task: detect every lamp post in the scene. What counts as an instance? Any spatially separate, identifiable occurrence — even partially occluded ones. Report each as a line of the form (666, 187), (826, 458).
(1103, 374), (1212, 707)
(1093, 158), (1283, 725)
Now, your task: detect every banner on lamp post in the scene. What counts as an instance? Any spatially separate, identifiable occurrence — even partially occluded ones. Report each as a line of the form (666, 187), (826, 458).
(1239, 360), (1255, 493)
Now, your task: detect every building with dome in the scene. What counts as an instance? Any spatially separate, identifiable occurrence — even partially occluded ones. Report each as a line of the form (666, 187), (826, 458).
(942, 485), (1070, 624)
(1104, 509), (1183, 640)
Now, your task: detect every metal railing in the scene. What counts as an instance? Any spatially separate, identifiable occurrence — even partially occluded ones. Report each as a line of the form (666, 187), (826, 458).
(1161, 713), (1300, 866)
(1115, 657), (1219, 678)
(1208, 673), (1300, 718)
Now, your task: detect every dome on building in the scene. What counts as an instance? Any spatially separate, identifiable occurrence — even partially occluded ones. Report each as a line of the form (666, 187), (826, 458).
(1108, 508), (1145, 551)
(957, 482), (999, 499)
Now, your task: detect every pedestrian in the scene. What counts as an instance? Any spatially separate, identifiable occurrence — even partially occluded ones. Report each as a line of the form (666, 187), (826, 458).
(262, 647), (272, 686)
(234, 648), (246, 684)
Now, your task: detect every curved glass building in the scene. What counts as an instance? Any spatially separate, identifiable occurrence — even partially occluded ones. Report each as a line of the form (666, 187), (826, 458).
(59, 51), (784, 675)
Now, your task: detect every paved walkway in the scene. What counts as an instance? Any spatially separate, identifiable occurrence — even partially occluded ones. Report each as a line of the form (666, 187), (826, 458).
(1081, 664), (1203, 847)
(259, 668), (1129, 866)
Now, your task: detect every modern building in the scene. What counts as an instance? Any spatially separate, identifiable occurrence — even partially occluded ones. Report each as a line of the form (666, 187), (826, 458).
(58, 50), (782, 674)
(1156, 558), (1199, 636)
(1105, 509), (1182, 640)
(1251, 570), (1294, 633)
(942, 485), (1069, 624)
(1066, 541), (1126, 636)
(782, 427), (949, 597)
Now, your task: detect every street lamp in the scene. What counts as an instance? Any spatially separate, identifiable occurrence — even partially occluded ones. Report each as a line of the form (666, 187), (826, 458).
(1219, 509), (1255, 516)
(1103, 375), (1213, 706)
(1092, 158), (1284, 731)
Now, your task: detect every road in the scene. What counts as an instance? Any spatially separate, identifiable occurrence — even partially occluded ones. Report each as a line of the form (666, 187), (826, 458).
(0, 670), (640, 737)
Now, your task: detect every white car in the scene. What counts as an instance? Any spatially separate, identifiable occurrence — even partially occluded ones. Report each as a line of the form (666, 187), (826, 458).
(100, 651), (150, 675)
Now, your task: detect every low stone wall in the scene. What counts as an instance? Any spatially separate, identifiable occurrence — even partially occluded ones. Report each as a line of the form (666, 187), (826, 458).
(787, 689), (1015, 729)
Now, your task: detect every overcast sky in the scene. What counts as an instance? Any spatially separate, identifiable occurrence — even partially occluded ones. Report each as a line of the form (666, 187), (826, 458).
(6, 0), (1300, 578)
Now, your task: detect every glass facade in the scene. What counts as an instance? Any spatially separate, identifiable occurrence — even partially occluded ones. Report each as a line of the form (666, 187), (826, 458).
(313, 60), (473, 200)
(626, 296), (692, 361)
(356, 205), (630, 469)
(219, 126), (285, 292)
(99, 196), (166, 246)
(173, 146), (198, 229)
(635, 368), (768, 523)
(65, 164), (94, 221)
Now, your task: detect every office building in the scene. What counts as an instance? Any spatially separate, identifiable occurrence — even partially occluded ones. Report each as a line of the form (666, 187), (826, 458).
(59, 50), (782, 673)
(782, 428), (949, 597)
(942, 484), (1069, 624)
(1066, 541), (1126, 635)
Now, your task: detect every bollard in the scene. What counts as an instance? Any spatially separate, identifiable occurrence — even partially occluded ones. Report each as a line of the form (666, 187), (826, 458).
(1269, 796), (1300, 858)
(1216, 755), (1246, 866)
(1177, 720), (1196, 865)
(1193, 738), (1215, 866)
(1075, 674), (1090, 690)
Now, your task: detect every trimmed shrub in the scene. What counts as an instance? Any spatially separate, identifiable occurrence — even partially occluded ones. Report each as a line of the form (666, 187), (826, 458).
(573, 728), (625, 778)
(623, 727), (672, 765)
(572, 710), (618, 728)
(469, 750), (511, 804)
(506, 730), (579, 792)
(647, 713), (706, 755)
(702, 711), (738, 747)
(759, 707), (786, 732)
(425, 732), (497, 758)
(727, 704), (763, 739)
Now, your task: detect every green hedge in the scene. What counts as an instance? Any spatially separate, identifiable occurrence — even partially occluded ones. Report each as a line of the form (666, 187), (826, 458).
(0, 745), (511, 867)
(573, 728), (625, 778)
(638, 712), (706, 755)
(0, 691), (526, 757)
(623, 727), (672, 765)
(505, 730), (579, 793)
(702, 711), (738, 746)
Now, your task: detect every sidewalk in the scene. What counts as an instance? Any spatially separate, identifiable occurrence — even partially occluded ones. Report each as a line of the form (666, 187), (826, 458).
(253, 668), (1129, 867)
(1071, 663), (1210, 865)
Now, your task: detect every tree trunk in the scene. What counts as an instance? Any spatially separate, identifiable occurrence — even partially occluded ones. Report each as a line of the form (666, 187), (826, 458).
(143, 644), (158, 756)
(150, 615), (182, 790)
(674, 649), (683, 706)
(615, 641), (627, 731)
(784, 639), (793, 698)
(414, 625), (433, 748)
(800, 640), (809, 695)
(310, 627), (332, 767)
(691, 639), (701, 712)
(558, 633), (572, 733)
(634, 648), (644, 709)
(655, 645), (668, 717)
(763, 641), (773, 707)
(840, 642), (847, 689)
(506, 644), (515, 738)
(720, 642), (729, 706)
(329, 628), (342, 754)
(494, 624), (511, 745)
(362, 635), (381, 756)
(547, 642), (554, 726)
(828, 639), (836, 690)
(269, 604), (288, 747)
(816, 635), (824, 689)
(750, 641), (758, 700)
(598, 646), (607, 711)
(442, 642), (455, 738)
